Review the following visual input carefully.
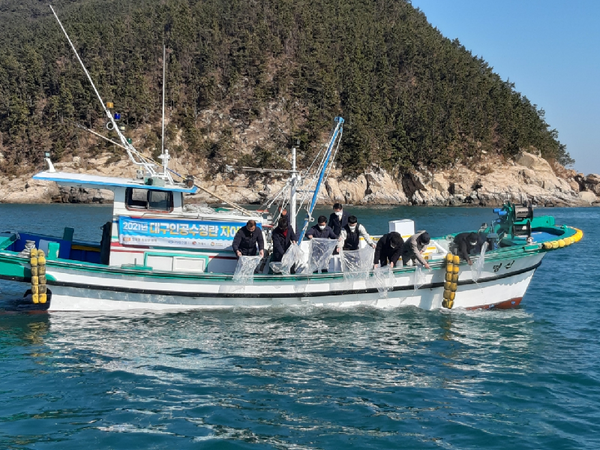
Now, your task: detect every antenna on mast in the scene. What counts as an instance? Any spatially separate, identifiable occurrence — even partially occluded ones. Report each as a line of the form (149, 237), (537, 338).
(160, 45), (169, 178)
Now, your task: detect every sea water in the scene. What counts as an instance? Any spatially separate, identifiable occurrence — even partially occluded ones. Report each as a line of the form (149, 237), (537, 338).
(0, 204), (599, 449)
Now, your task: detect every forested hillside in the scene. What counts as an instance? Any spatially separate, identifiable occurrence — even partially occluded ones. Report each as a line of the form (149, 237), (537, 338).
(0, 0), (573, 177)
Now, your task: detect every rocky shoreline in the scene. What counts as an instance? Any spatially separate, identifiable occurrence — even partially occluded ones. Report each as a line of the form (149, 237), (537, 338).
(1, 151), (598, 207)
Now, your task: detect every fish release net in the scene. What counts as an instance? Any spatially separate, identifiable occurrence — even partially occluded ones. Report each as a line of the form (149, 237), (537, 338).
(270, 243), (305, 275)
(308, 238), (339, 273)
(233, 255), (263, 283)
(471, 241), (489, 282)
(341, 246), (375, 281)
(371, 265), (395, 297)
(413, 265), (426, 291)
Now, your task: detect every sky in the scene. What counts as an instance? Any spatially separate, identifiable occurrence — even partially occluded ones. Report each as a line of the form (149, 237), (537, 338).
(410, 0), (600, 175)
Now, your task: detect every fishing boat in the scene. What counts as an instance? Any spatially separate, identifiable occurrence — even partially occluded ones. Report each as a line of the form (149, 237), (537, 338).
(0, 8), (583, 312)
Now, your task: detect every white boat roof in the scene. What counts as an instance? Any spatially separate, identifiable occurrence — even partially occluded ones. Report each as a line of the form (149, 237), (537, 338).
(33, 171), (198, 194)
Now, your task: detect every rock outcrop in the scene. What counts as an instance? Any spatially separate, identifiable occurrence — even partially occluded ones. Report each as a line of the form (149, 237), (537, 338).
(1, 151), (598, 207)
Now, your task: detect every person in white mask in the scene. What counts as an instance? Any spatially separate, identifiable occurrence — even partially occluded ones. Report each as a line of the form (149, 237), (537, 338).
(307, 216), (338, 240)
(338, 215), (376, 251)
(328, 203), (349, 236)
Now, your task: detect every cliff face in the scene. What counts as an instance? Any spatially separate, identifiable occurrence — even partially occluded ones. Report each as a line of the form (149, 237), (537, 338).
(1, 151), (598, 207)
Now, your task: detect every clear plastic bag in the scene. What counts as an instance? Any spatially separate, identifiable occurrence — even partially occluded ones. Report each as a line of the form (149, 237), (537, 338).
(372, 265), (395, 297)
(308, 238), (339, 273)
(270, 242), (305, 275)
(413, 265), (426, 291)
(341, 245), (375, 280)
(233, 255), (263, 283)
(471, 241), (489, 282)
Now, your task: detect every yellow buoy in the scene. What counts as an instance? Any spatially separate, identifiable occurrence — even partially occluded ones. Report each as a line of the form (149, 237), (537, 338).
(30, 248), (38, 257)
(32, 293), (39, 304)
(558, 239), (565, 248)
(452, 255), (460, 265)
(39, 293), (47, 304)
(31, 285), (39, 294)
(452, 265), (460, 274)
(446, 253), (454, 263)
(31, 276), (39, 285)
(445, 272), (453, 282)
(449, 291), (456, 301)
(443, 289), (452, 299)
(447, 299), (454, 309)
(30, 257), (38, 266)
(446, 262), (454, 271)
(543, 242), (552, 250)
(451, 273), (459, 283)
(451, 282), (457, 291)
(444, 281), (452, 291)
(552, 241), (559, 249)
(37, 252), (46, 265)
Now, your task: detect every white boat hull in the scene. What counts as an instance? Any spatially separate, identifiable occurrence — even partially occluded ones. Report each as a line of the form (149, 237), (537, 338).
(41, 252), (544, 312)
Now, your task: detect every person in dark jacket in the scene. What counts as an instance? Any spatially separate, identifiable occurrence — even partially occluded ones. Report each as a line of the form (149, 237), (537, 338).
(307, 215), (337, 240)
(328, 203), (349, 237)
(232, 220), (264, 257)
(401, 231), (431, 269)
(451, 232), (479, 265)
(271, 217), (297, 262)
(373, 232), (403, 268)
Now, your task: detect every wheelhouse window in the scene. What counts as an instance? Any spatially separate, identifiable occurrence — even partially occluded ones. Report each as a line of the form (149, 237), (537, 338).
(126, 188), (173, 212)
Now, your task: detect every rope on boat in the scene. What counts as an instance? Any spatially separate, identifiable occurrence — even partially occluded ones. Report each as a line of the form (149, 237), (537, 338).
(442, 253), (460, 309)
(30, 248), (48, 304)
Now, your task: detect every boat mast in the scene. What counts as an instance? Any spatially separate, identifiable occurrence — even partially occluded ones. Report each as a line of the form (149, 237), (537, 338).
(50, 5), (161, 179)
(297, 117), (344, 242)
(160, 45), (171, 181)
(290, 143), (298, 233)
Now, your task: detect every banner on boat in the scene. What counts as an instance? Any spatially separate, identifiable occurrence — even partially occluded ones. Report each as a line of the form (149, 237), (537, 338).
(118, 217), (254, 249)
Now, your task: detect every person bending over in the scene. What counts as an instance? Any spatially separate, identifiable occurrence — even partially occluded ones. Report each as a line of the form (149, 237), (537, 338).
(451, 232), (479, 265)
(401, 231), (431, 269)
(374, 232), (403, 268)
(232, 220), (264, 257)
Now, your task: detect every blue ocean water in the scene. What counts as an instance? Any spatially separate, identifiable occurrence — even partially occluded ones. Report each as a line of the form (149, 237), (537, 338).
(1, 204), (599, 449)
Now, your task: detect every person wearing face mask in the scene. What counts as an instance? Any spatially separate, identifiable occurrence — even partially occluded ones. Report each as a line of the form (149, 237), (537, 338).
(373, 232), (404, 268)
(401, 231), (431, 269)
(232, 220), (265, 258)
(307, 215), (337, 240)
(450, 232), (479, 265)
(271, 216), (298, 263)
(338, 215), (376, 251)
(328, 203), (349, 237)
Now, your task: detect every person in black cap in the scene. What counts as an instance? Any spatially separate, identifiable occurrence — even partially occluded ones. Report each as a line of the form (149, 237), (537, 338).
(232, 220), (264, 257)
(451, 232), (479, 265)
(328, 203), (349, 237)
(307, 215), (338, 240)
(373, 232), (403, 268)
(401, 230), (431, 269)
